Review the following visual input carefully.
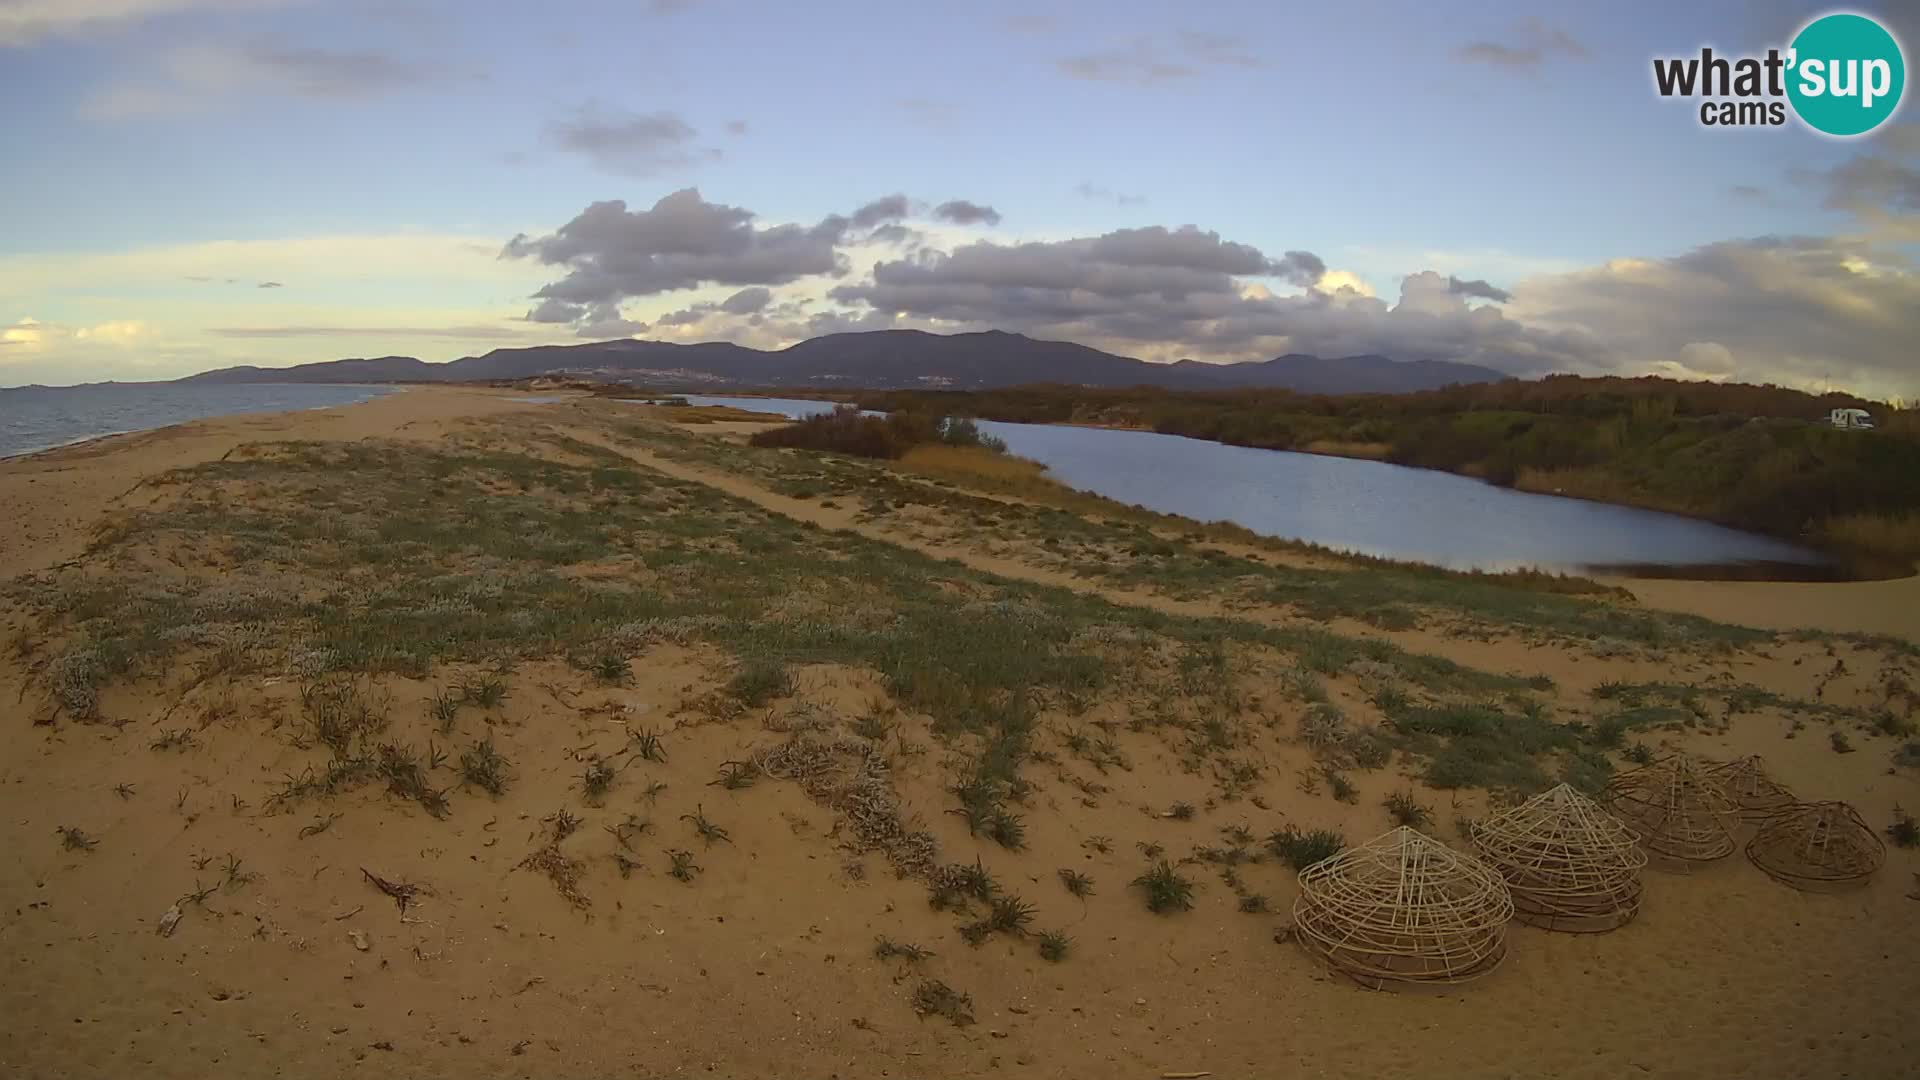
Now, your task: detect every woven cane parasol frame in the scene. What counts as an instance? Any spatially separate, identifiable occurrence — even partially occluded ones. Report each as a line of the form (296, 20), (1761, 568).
(1745, 801), (1885, 890)
(1605, 755), (1737, 863)
(1292, 826), (1514, 988)
(1468, 783), (1646, 933)
(1706, 755), (1797, 823)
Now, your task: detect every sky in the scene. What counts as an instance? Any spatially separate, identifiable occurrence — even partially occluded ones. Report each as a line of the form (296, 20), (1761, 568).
(1, 0), (1917, 397)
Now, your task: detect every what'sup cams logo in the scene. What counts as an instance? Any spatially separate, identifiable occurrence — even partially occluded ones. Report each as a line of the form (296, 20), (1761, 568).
(1653, 11), (1906, 136)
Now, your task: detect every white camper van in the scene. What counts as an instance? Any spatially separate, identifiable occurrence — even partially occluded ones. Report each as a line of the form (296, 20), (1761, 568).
(1828, 408), (1875, 430)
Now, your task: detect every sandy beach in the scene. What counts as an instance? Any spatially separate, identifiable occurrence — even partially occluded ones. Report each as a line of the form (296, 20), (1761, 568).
(3, 386), (1915, 1080)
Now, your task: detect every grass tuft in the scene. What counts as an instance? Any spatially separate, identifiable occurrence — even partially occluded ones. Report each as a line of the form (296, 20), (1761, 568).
(1268, 825), (1345, 870)
(1131, 859), (1195, 914)
(459, 737), (510, 796)
(1384, 790), (1433, 828)
(1888, 806), (1920, 849)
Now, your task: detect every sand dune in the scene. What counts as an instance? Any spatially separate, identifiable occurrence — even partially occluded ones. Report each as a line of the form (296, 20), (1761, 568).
(2, 388), (1915, 1080)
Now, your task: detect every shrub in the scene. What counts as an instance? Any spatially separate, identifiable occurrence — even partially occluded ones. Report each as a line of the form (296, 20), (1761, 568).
(1888, 807), (1919, 849)
(1132, 860), (1195, 914)
(1384, 790), (1433, 828)
(726, 658), (794, 706)
(1268, 825), (1345, 870)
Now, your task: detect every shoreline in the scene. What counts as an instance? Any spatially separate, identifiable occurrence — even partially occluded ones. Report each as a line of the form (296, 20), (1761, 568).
(677, 391), (1908, 586)
(1, 386), (1911, 640)
(777, 390), (1910, 576)
(0, 383), (407, 462)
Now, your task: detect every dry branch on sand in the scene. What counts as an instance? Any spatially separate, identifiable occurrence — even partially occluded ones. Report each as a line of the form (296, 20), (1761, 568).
(1291, 826), (1513, 988)
(1745, 801), (1885, 890)
(1468, 783), (1644, 932)
(752, 730), (938, 877)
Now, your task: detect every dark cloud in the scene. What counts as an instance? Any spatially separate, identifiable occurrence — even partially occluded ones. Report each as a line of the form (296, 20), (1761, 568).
(547, 103), (719, 176)
(720, 286), (773, 314)
(504, 188), (859, 332)
(1456, 21), (1586, 71)
(849, 194), (911, 230)
(1800, 126), (1920, 239)
(827, 236), (1593, 372)
(1821, 153), (1920, 214)
(256, 280), (284, 289)
(1446, 276), (1511, 303)
(932, 199), (1002, 226)
(1727, 184), (1769, 202)
(1509, 236), (1919, 388)
(504, 190), (1920, 395)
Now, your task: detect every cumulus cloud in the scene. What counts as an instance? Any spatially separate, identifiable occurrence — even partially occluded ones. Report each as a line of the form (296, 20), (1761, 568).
(1456, 20), (1586, 72)
(1446, 275), (1511, 302)
(504, 189), (865, 333)
(500, 189), (1920, 396)
(546, 103), (721, 176)
(849, 194), (910, 230)
(1507, 236), (1920, 392)
(507, 189), (1011, 335)
(932, 199), (1002, 226)
(719, 286), (773, 314)
(1808, 129), (1920, 239)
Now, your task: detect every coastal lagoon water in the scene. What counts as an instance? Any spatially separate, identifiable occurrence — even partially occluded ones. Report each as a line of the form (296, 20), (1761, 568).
(0, 383), (399, 458)
(678, 395), (1830, 575)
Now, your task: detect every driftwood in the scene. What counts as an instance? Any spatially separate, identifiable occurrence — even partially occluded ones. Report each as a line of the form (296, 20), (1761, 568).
(361, 867), (425, 914)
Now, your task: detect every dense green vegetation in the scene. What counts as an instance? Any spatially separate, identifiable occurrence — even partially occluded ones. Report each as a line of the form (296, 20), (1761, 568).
(833, 377), (1920, 561)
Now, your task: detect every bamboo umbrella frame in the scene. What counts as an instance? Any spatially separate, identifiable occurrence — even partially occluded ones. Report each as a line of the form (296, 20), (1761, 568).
(1292, 826), (1514, 988)
(1745, 801), (1884, 890)
(1606, 755), (1738, 863)
(1706, 755), (1797, 823)
(1469, 783), (1646, 932)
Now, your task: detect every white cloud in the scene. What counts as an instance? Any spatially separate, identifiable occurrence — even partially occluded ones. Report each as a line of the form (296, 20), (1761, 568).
(0, 0), (292, 47)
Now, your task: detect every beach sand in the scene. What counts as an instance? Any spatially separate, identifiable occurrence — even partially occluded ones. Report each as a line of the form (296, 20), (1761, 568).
(2, 386), (1915, 1080)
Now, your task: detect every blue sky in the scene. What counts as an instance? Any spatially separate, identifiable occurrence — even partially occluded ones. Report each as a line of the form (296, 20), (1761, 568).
(2, 0), (1916, 395)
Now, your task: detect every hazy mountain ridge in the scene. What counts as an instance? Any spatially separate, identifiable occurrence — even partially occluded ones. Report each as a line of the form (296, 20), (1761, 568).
(179, 329), (1508, 393)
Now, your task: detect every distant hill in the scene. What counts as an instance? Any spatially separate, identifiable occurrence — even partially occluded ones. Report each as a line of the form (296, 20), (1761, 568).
(178, 329), (1507, 394)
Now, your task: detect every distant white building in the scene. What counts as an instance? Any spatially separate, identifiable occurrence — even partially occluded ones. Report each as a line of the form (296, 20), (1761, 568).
(1828, 407), (1875, 430)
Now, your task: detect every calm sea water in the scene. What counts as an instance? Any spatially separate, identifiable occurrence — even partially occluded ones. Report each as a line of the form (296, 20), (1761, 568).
(676, 395), (1830, 575)
(0, 383), (399, 459)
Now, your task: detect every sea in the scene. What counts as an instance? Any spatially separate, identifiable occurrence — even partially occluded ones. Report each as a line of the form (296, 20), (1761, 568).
(0, 383), (399, 459)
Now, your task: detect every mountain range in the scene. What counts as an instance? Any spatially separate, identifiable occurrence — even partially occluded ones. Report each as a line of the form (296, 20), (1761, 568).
(179, 330), (1508, 394)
